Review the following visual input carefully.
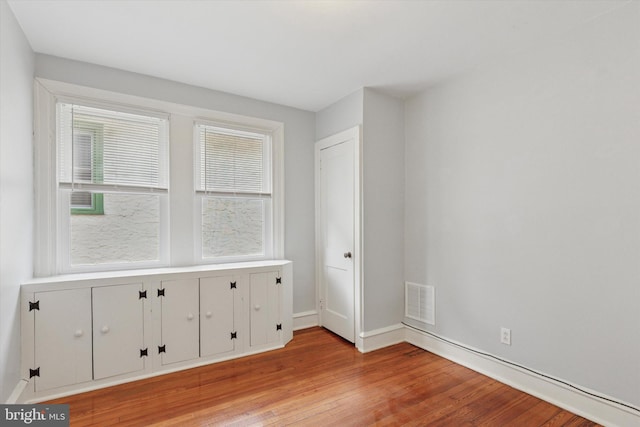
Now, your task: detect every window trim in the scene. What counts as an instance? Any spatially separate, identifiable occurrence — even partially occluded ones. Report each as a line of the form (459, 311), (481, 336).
(35, 83), (171, 275)
(34, 78), (284, 277)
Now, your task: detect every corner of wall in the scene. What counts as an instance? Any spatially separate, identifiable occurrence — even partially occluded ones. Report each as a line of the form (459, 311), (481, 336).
(1, 0), (37, 403)
(314, 88), (364, 140)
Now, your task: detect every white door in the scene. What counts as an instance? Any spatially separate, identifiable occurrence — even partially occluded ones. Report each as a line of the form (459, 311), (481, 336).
(316, 127), (359, 343)
(93, 283), (145, 380)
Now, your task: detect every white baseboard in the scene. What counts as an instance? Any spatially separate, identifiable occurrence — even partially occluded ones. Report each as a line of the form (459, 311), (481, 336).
(293, 310), (318, 331)
(358, 323), (405, 353)
(404, 327), (640, 427)
(6, 379), (28, 404)
(13, 317), (637, 426)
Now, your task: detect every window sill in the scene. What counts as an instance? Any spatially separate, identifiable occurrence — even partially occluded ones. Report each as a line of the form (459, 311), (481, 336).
(24, 260), (292, 289)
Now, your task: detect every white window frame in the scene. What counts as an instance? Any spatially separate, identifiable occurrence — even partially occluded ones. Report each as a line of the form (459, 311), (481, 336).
(34, 78), (284, 276)
(193, 120), (279, 263)
(50, 95), (170, 274)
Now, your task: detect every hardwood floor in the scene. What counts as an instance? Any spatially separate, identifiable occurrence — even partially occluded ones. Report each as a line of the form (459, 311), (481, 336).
(46, 327), (599, 426)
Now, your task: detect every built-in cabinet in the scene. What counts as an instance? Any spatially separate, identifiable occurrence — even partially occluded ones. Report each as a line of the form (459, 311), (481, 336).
(32, 288), (92, 392)
(21, 261), (292, 402)
(158, 275), (243, 365)
(250, 271), (282, 347)
(159, 278), (200, 366)
(92, 283), (145, 380)
(200, 275), (238, 358)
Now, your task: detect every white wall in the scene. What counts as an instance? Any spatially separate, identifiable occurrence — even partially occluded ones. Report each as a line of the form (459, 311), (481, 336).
(362, 89), (405, 331)
(34, 54), (317, 315)
(316, 88), (405, 333)
(315, 89), (363, 141)
(0, 0), (34, 402)
(405, 1), (640, 408)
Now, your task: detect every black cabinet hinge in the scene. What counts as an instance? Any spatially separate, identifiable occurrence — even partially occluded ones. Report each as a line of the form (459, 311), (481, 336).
(139, 290), (147, 299)
(276, 323), (282, 331)
(158, 345), (166, 354)
(230, 332), (237, 340)
(275, 277), (282, 284)
(140, 348), (148, 357)
(230, 281), (237, 289)
(29, 368), (40, 378)
(29, 301), (40, 311)
(157, 288), (165, 297)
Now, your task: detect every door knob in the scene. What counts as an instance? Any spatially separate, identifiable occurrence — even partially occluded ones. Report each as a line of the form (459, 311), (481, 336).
(344, 252), (352, 259)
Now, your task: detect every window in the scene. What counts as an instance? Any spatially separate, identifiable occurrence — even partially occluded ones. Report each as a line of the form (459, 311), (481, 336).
(195, 123), (273, 261)
(56, 102), (169, 271)
(35, 79), (284, 275)
(69, 123), (104, 214)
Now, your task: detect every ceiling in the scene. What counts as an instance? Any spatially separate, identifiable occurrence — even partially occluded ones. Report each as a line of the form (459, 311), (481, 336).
(7, 0), (627, 112)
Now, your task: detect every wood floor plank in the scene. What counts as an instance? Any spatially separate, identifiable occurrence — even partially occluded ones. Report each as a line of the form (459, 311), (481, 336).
(45, 327), (600, 426)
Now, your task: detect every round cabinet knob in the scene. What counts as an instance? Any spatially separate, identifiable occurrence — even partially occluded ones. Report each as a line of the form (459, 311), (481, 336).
(101, 326), (110, 334)
(254, 304), (261, 311)
(187, 313), (194, 321)
(344, 251), (352, 259)
(74, 329), (83, 338)
(205, 311), (212, 318)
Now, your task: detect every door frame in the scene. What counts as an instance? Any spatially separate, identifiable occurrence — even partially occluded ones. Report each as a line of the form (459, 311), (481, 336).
(315, 126), (363, 350)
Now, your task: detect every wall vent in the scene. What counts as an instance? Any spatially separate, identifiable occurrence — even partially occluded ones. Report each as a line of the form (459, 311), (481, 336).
(405, 282), (435, 325)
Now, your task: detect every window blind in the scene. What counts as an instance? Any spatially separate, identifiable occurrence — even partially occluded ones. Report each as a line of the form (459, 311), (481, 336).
(196, 124), (268, 194)
(58, 103), (168, 191)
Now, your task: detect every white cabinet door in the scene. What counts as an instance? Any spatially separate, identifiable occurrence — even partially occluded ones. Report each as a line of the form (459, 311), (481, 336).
(200, 276), (236, 357)
(93, 283), (145, 380)
(250, 271), (282, 347)
(34, 289), (92, 392)
(160, 279), (199, 365)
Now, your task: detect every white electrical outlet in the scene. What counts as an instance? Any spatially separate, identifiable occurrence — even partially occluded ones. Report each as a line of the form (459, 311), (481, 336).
(501, 327), (511, 345)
